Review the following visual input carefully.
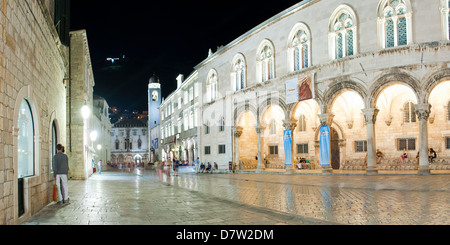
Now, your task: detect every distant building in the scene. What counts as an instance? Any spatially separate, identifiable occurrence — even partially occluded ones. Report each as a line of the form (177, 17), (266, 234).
(91, 95), (112, 165)
(159, 72), (200, 164)
(110, 118), (149, 166)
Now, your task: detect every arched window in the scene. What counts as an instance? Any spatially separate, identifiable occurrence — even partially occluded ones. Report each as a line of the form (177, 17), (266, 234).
(51, 121), (57, 173)
(403, 101), (416, 123)
(378, 0), (412, 48)
(269, 119), (277, 135)
(329, 6), (357, 60)
(289, 24), (311, 72)
(231, 54), (247, 91)
(257, 40), (275, 83)
(18, 99), (35, 178)
(298, 114), (307, 132)
(219, 117), (225, 132)
(115, 139), (120, 150)
(207, 70), (218, 102)
(138, 138), (142, 150)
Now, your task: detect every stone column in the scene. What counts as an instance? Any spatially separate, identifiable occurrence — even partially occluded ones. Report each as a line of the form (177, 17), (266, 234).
(233, 126), (243, 171)
(283, 119), (297, 173)
(255, 126), (265, 172)
(318, 113), (334, 174)
(362, 108), (379, 175)
(415, 103), (431, 175)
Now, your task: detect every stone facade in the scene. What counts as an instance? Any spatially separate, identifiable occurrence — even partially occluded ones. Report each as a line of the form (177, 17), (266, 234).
(186, 0), (450, 174)
(159, 72), (200, 165)
(67, 30), (96, 180)
(0, 0), (68, 224)
(110, 119), (149, 166)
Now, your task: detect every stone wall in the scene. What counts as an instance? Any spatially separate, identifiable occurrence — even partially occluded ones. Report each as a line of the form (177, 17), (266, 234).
(0, 0), (67, 225)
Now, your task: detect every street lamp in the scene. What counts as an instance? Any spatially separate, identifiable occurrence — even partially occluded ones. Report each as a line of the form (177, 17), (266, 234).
(81, 104), (90, 119)
(90, 131), (98, 142)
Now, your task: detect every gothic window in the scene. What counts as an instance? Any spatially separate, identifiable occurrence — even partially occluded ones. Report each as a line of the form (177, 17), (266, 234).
(115, 139), (120, 150)
(378, 0), (412, 48)
(257, 41), (275, 83)
(18, 99), (35, 178)
(269, 119), (277, 135)
(290, 27), (310, 71)
(403, 101), (416, 123)
(205, 121), (210, 134)
(51, 122), (57, 173)
(298, 114), (307, 132)
(207, 70), (218, 102)
(232, 55), (246, 91)
(219, 117), (225, 132)
(138, 139), (142, 150)
(383, 0), (408, 47)
(330, 8), (357, 60)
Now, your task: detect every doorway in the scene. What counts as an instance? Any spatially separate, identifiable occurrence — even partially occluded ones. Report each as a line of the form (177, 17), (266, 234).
(330, 127), (340, 169)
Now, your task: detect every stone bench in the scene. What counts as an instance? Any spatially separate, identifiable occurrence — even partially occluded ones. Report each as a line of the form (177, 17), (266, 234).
(429, 158), (450, 170)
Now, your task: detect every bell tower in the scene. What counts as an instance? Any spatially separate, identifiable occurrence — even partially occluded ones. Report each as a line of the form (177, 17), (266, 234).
(148, 74), (161, 130)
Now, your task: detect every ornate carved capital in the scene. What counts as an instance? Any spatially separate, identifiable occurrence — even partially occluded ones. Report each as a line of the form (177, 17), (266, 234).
(282, 119), (297, 131)
(414, 104), (432, 121)
(362, 108), (379, 125)
(318, 113), (334, 127)
(234, 126), (243, 138)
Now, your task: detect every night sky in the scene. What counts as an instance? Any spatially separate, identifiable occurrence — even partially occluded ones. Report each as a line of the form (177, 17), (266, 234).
(70, 1), (300, 112)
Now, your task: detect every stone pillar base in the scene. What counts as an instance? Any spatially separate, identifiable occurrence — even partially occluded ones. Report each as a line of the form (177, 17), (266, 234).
(366, 167), (378, 175)
(418, 165), (431, 175)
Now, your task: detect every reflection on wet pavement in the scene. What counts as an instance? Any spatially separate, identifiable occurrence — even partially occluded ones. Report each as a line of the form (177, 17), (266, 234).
(23, 170), (450, 225)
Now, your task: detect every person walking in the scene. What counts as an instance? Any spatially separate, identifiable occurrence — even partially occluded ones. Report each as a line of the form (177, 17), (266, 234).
(53, 144), (70, 205)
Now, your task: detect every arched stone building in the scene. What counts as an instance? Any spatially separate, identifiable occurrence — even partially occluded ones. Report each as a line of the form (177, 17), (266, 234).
(192, 0), (450, 174)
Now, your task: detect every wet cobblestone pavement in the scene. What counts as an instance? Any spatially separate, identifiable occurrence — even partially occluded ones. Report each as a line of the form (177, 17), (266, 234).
(22, 169), (450, 225)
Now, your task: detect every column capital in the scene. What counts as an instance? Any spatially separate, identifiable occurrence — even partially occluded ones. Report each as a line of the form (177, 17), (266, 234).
(362, 108), (380, 124)
(414, 103), (432, 121)
(234, 126), (243, 138)
(318, 113), (334, 127)
(282, 119), (297, 131)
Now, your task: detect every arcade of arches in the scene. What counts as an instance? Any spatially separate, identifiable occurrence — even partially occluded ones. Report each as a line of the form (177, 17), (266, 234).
(234, 74), (450, 175)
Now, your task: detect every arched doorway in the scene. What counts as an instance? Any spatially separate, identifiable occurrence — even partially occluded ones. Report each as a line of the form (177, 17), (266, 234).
(330, 127), (340, 169)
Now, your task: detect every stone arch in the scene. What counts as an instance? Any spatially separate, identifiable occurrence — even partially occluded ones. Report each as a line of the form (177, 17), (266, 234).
(423, 68), (450, 104)
(234, 101), (258, 126)
(258, 94), (289, 123)
(323, 79), (369, 113)
(369, 70), (421, 108)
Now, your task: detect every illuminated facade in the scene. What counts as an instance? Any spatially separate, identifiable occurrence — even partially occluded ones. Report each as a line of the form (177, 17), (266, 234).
(110, 119), (149, 166)
(160, 73), (200, 165)
(191, 0), (450, 174)
(0, 0), (69, 224)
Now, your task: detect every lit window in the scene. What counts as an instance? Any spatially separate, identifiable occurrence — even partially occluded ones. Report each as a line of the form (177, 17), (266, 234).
(232, 55), (246, 91)
(383, 0), (408, 47)
(258, 44), (274, 82)
(207, 70), (218, 102)
(291, 28), (310, 71)
(18, 99), (35, 178)
(332, 12), (355, 59)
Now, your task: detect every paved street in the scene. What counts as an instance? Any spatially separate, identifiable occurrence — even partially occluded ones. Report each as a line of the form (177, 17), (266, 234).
(22, 169), (450, 225)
